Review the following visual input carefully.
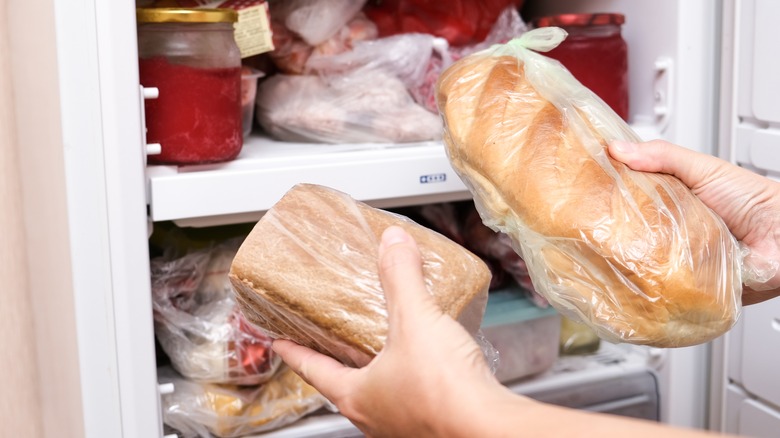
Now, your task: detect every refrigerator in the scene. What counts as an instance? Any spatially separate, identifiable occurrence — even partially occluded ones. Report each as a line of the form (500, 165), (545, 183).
(5, 0), (778, 437)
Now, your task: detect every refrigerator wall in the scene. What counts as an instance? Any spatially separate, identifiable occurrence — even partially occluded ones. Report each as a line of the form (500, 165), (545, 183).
(10, 0), (746, 436)
(710, 1), (780, 436)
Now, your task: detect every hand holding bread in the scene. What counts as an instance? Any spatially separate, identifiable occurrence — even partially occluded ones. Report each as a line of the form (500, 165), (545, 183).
(436, 28), (743, 347)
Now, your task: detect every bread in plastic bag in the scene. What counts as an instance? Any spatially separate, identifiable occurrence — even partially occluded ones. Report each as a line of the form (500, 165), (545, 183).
(228, 183), (494, 368)
(158, 365), (331, 438)
(151, 240), (281, 385)
(436, 27), (743, 348)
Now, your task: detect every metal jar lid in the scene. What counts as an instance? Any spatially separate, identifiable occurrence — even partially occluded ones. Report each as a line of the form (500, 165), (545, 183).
(136, 7), (238, 24)
(533, 13), (625, 28)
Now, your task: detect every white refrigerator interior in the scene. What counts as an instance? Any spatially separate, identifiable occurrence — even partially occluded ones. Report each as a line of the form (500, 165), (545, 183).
(17, 0), (776, 436)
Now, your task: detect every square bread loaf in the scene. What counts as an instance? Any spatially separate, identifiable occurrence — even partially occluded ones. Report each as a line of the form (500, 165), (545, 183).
(229, 183), (491, 367)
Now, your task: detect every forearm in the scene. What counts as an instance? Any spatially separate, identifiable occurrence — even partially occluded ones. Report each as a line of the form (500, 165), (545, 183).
(445, 385), (726, 438)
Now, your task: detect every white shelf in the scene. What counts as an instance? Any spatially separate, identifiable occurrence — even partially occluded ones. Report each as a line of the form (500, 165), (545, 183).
(146, 135), (471, 227)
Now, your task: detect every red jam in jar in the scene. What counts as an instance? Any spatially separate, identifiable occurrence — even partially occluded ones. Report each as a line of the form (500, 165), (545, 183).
(137, 8), (243, 165)
(140, 58), (242, 164)
(534, 13), (629, 121)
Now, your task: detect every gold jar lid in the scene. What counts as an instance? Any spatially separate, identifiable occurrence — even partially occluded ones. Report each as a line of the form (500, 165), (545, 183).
(136, 7), (238, 24)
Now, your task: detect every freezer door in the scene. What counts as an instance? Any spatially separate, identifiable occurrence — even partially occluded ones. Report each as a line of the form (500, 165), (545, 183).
(739, 300), (780, 407)
(738, 399), (780, 438)
(729, 0), (780, 178)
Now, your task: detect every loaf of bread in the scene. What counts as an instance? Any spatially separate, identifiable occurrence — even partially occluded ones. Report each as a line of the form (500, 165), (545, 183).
(436, 28), (742, 347)
(229, 183), (491, 367)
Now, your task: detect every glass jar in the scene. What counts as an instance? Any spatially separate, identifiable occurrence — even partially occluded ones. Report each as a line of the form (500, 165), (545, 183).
(137, 8), (243, 165)
(534, 13), (629, 121)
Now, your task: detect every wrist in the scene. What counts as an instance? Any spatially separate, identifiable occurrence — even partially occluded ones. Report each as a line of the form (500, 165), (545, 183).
(436, 379), (535, 438)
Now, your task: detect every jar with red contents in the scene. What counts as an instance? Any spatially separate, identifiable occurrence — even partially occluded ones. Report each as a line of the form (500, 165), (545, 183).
(137, 8), (243, 165)
(533, 13), (629, 121)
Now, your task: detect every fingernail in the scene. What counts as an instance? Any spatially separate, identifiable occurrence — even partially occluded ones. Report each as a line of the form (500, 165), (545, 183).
(610, 140), (636, 154)
(382, 226), (409, 247)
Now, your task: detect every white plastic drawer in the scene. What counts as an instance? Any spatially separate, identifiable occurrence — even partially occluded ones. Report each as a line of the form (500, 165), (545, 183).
(740, 299), (780, 406)
(739, 399), (780, 438)
(751, 0), (780, 123)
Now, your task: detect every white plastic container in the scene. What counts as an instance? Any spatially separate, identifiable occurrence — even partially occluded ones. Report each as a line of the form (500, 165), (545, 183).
(241, 67), (264, 138)
(481, 287), (561, 383)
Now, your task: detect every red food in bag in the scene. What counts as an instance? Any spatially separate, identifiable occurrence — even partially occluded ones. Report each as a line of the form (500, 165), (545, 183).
(363, 0), (524, 46)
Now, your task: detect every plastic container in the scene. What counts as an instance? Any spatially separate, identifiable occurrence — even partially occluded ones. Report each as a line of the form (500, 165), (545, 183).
(137, 8), (243, 164)
(481, 288), (560, 383)
(559, 316), (601, 355)
(241, 67), (264, 138)
(533, 13), (629, 121)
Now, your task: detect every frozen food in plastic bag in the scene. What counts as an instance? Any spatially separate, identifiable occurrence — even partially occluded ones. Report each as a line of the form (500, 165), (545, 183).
(229, 183), (494, 368)
(269, 10), (378, 74)
(151, 240), (281, 385)
(159, 366), (331, 438)
(436, 27), (743, 347)
(406, 6), (529, 113)
(255, 71), (442, 143)
(363, 0), (524, 46)
(269, 0), (367, 46)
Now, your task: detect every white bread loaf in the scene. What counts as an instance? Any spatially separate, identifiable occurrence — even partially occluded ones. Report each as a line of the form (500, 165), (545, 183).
(436, 29), (742, 347)
(229, 183), (491, 366)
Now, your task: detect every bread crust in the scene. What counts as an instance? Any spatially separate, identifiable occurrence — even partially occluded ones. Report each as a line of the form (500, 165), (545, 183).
(437, 55), (741, 347)
(229, 184), (491, 366)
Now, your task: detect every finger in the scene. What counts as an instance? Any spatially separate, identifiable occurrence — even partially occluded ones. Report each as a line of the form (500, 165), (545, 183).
(608, 140), (712, 189)
(272, 339), (354, 402)
(378, 226), (439, 328)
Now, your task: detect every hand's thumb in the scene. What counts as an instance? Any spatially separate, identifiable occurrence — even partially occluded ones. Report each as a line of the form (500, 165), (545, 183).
(609, 140), (706, 190)
(378, 226), (440, 328)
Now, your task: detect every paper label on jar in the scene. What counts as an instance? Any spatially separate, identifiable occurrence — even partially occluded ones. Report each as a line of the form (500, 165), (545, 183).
(233, 3), (274, 58)
(169, 0), (275, 58)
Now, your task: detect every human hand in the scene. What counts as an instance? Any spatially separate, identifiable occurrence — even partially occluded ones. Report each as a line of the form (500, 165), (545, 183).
(609, 140), (780, 305)
(271, 226), (515, 437)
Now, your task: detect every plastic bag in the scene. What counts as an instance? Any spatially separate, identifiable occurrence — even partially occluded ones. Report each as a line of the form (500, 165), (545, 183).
(159, 366), (331, 438)
(407, 6), (529, 113)
(415, 202), (547, 306)
(229, 183), (497, 369)
(269, 0), (368, 46)
(269, 10), (378, 74)
(151, 240), (281, 386)
(436, 28), (744, 347)
(256, 70), (442, 143)
(363, 0), (525, 47)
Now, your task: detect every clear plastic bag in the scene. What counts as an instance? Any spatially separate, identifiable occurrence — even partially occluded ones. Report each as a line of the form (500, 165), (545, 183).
(159, 366), (331, 438)
(269, 9), (378, 74)
(363, 0), (525, 47)
(229, 183), (495, 368)
(437, 28), (744, 347)
(151, 240), (281, 386)
(255, 70), (442, 144)
(269, 0), (368, 47)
